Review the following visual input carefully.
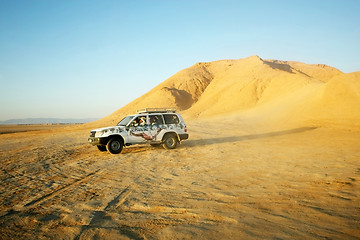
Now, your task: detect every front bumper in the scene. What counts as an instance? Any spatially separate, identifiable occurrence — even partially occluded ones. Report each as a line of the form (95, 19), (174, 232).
(88, 137), (107, 146)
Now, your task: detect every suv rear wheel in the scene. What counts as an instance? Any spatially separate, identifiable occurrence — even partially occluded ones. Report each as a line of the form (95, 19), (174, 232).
(106, 138), (123, 154)
(162, 134), (178, 149)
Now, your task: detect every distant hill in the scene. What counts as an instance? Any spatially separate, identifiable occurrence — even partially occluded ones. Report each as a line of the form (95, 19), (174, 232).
(94, 55), (360, 130)
(0, 118), (98, 125)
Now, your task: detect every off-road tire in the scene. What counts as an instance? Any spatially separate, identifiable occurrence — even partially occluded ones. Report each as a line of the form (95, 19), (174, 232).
(106, 138), (123, 154)
(162, 134), (178, 149)
(97, 145), (107, 152)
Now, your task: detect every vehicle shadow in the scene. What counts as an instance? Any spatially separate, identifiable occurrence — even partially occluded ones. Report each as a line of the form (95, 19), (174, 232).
(183, 127), (318, 147)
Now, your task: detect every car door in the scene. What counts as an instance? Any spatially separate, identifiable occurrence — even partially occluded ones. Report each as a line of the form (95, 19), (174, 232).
(126, 115), (153, 143)
(148, 114), (165, 141)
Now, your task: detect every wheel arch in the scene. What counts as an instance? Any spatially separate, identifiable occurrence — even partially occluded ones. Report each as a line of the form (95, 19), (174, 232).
(161, 131), (179, 142)
(105, 134), (125, 145)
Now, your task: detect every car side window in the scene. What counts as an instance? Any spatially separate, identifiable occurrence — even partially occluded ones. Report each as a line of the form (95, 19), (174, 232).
(163, 114), (179, 124)
(149, 115), (164, 125)
(130, 115), (147, 127)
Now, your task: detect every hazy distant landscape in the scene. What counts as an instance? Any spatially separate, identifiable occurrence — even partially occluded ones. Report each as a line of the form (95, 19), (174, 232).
(1, 56), (359, 239)
(0, 118), (98, 125)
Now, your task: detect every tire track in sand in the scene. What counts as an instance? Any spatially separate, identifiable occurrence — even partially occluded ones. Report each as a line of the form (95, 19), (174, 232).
(75, 186), (138, 240)
(23, 169), (102, 208)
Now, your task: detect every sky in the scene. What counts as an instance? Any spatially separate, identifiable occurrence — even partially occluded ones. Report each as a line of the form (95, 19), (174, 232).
(1, 0), (359, 121)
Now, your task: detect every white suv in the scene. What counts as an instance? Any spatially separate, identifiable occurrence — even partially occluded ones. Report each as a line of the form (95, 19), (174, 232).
(88, 108), (189, 154)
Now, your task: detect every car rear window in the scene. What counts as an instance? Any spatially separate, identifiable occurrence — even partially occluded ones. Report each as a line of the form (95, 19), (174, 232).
(163, 114), (180, 124)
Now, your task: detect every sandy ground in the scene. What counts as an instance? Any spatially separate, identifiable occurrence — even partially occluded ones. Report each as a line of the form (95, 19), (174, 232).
(0, 124), (72, 135)
(0, 117), (359, 239)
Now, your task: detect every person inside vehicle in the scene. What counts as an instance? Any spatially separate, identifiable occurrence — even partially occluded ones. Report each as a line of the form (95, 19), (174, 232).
(150, 116), (159, 125)
(139, 117), (146, 126)
(131, 118), (140, 127)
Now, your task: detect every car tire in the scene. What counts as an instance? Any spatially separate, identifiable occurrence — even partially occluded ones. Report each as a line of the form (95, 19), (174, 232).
(162, 134), (178, 149)
(106, 138), (123, 154)
(97, 145), (107, 152)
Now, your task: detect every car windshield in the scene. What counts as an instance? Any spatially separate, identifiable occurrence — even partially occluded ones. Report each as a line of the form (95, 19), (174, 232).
(117, 116), (134, 126)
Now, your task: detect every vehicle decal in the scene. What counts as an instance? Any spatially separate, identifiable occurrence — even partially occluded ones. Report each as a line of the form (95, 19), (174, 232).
(129, 127), (163, 141)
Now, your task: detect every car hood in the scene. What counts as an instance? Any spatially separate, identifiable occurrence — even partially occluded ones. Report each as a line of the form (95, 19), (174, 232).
(91, 126), (125, 132)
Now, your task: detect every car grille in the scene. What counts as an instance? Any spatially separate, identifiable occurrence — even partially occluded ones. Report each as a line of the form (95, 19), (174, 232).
(90, 131), (96, 137)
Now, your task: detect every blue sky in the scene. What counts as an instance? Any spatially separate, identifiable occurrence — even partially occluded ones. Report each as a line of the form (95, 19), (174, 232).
(1, 0), (359, 121)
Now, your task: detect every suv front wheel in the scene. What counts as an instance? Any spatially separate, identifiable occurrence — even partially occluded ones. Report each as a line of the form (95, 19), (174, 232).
(106, 138), (123, 154)
(162, 134), (178, 149)
(97, 145), (107, 152)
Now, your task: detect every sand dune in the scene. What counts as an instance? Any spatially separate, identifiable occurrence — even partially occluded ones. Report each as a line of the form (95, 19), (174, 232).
(98, 55), (359, 130)
(1, 56), (359, 239)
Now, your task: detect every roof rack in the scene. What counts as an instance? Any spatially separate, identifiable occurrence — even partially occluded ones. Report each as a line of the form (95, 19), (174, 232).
(137, 108), (176, 114)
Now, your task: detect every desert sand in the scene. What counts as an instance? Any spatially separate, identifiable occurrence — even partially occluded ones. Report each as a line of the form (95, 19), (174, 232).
(1, 56), (359, 239)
